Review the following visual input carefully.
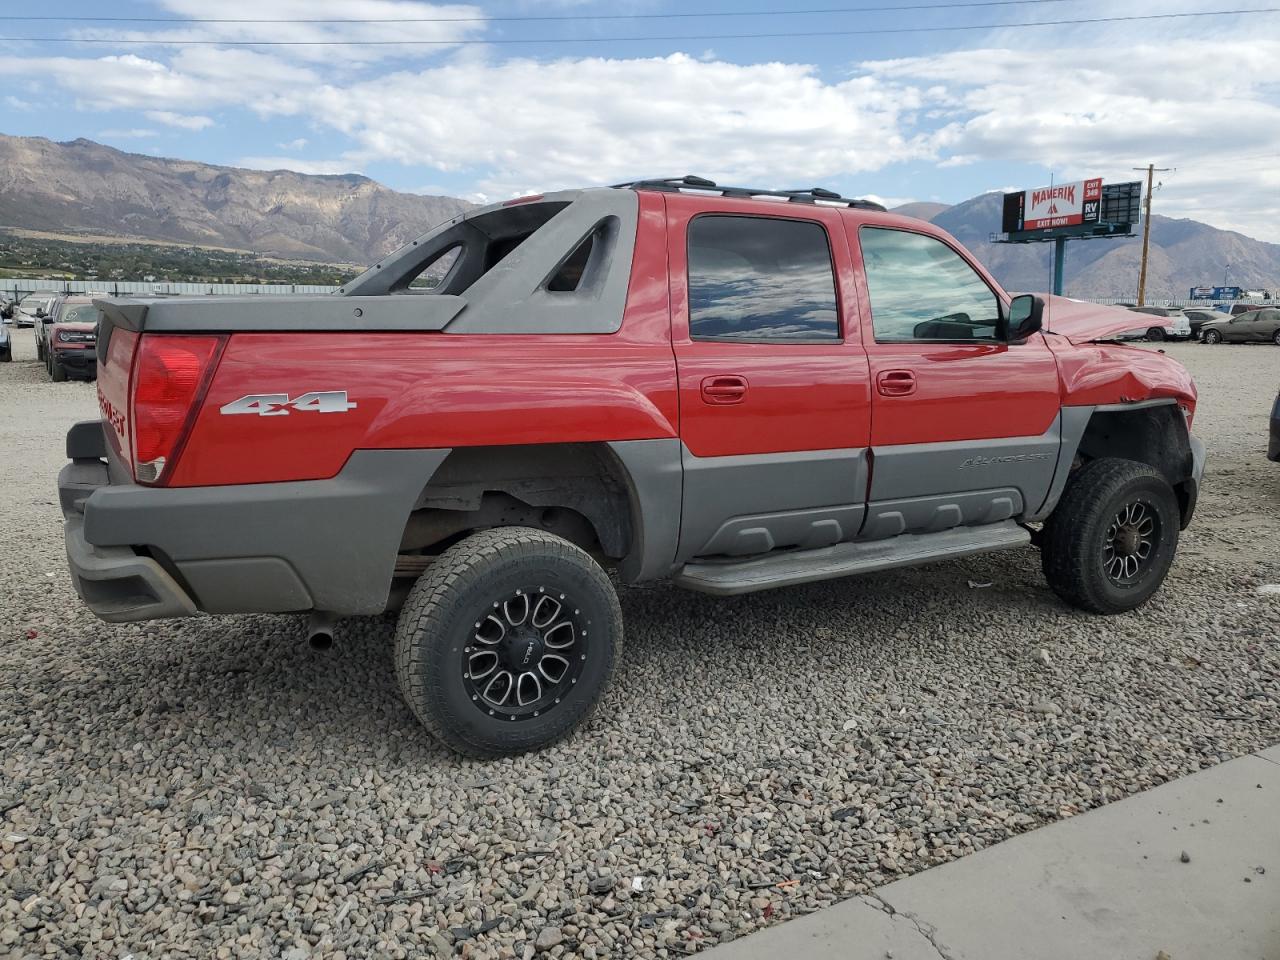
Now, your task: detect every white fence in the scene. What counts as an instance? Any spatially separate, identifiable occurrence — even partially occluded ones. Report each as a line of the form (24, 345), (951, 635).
(1, 278), (339, 298)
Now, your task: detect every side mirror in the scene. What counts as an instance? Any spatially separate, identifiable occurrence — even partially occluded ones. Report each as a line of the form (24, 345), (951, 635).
(1006, 294), (1043, 341)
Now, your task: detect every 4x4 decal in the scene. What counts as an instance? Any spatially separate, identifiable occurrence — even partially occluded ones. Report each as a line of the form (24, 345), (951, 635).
(220, 391), (357, 417)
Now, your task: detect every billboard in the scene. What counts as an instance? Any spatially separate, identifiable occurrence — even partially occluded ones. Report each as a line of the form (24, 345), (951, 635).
(1003, 178), (1102, 233)
(1190, 286), (1242, 300)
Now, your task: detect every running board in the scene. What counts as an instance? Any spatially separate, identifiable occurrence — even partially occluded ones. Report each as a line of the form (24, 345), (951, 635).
(672, 521), (1031, 596)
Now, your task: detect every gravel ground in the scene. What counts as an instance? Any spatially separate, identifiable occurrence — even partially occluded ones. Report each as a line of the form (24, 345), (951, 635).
(2, 328), (1277, 960)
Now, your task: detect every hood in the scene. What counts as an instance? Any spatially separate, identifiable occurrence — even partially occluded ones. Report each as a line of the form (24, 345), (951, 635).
(52, 321), (97, 333)
(1039, 295), (1172, 344)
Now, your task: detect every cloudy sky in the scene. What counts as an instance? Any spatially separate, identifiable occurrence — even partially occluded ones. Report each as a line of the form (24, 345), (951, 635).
(1, 0), (1278, 238)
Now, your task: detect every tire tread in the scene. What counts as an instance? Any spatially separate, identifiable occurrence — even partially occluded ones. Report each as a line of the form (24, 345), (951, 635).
(393, 526), (621, 759)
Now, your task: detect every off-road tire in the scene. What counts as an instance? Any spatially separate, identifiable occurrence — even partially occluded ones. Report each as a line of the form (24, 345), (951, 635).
(1146, 326), (1166, 342)
(1203, 329), (1222, 344)
(394, 526), (622, 758)
(1041, 457), (1180, 614)
(49, 354), (67, 382)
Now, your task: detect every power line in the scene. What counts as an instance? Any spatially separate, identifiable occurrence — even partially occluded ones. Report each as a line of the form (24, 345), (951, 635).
(8, 8), (1280, 45)
(0, 0), (1091, 24)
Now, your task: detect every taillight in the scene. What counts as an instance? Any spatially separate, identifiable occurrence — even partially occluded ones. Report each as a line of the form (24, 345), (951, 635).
(129, 334), (225, 485)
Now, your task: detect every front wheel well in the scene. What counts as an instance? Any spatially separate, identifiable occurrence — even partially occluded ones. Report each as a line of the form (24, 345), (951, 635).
(1071, 404), (1196, 526)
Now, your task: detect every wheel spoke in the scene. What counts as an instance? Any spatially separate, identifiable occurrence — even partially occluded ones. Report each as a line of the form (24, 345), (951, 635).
(539, 654), (570, 683)
(544, 620), (575, 650)
(531, 594), (562, 629)
(476, 614), (505, 645)
(481, 670), (514, 706)
(516, 671), (543, 706)
(468, 650), (499, 680)
(503, 593), (529, 627)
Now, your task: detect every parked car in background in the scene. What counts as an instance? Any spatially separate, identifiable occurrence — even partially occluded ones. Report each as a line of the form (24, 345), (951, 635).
(33, 295), (65, 363)
(1228, 303), (1264, 316)
(0, 324), (11, 362)
(45, 300), (100, 381)
(1124, 306), (1192, 341)
(1, 296), (15, 320)
(1200, 308), (1280, 345)
(13, 293), (56, 328)
(1182, 308), (1225, 336)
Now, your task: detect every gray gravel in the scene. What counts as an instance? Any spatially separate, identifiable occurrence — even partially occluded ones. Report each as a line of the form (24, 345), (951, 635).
(2, 328), (1278, 959)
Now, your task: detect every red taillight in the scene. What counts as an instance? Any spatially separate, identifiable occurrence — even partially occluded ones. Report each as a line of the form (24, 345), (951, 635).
(129, 334), (225, 484)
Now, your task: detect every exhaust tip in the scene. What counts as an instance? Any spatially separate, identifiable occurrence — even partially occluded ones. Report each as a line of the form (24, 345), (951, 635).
(306, 611), (337, 651)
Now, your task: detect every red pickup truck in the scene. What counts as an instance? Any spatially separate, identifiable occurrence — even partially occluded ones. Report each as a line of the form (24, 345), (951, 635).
(59, 176), (1203, 757)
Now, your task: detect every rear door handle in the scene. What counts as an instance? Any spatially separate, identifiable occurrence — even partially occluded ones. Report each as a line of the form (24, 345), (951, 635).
(877, 369), (916, 397)
(701, 375), (749, 405)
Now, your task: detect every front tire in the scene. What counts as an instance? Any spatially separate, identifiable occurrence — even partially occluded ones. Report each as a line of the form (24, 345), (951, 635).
(394, 527), (622, 758)
(1203, 329), (1223, 344)
(49, 353), (67, 381)
(1146, 326), (1166, 342)
(1272, 330), (1280, 346)
(1041, 458), (1180, 614)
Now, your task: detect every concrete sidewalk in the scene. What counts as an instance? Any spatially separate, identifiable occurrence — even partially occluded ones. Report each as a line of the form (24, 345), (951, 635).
(707, 746), (1280, 960)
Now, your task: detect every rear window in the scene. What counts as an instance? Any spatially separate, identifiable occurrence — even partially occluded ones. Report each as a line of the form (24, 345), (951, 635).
(686, 215), (840, 341)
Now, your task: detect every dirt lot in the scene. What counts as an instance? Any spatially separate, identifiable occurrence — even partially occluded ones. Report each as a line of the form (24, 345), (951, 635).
(1, 327), (1277, 959)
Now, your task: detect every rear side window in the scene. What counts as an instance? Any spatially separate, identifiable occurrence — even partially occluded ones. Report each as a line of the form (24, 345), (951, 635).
(687, 215), (840, 341)
(860, 227), (1001, 342)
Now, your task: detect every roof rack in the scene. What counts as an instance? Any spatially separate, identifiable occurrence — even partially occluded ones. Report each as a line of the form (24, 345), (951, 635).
(611, 175), (886, 211)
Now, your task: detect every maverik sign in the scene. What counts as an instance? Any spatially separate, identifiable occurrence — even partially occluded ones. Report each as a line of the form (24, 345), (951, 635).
(1003, 178), (1103, 234)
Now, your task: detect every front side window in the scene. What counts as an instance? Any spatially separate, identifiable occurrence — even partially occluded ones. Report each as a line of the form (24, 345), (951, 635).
(687, 215), (840, 341)
(860, 227), (1001, 342)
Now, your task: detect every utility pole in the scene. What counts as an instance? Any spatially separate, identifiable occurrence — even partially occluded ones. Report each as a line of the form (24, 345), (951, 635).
(1133, 163), (1171, 306)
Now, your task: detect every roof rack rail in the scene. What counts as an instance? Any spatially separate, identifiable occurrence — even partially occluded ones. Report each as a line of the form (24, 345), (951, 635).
(611, 175), (886, 211)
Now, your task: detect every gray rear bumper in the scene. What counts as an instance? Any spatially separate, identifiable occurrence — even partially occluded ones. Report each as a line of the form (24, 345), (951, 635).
(59, 421), (450, 622)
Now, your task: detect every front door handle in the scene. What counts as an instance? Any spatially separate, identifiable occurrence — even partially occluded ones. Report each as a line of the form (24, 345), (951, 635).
(701, 375), (749, 405)
(877, 369), (916, 397)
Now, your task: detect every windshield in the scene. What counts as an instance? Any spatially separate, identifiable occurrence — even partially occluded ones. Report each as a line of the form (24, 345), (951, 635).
(61, 305), (102, 324)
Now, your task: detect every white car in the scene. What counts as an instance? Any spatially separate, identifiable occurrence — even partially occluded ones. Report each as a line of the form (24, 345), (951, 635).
(12, 293), (57, 328)
(1122, 306), (1193, 342)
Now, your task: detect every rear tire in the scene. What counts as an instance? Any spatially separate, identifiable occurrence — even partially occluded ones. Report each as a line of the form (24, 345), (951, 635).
(1041, 458), (1180, 614)
(1272, 330), (1280, 345)
(1203, 329), (1222, 344)
(394, 526), (622, 758)
(1146, 326), (1166, 342)
(49, 354), (67, 382)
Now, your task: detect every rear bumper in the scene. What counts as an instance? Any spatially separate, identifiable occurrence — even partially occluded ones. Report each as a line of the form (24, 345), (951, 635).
(1269, 395), (1280, 462)
(59, 420), (450, 622)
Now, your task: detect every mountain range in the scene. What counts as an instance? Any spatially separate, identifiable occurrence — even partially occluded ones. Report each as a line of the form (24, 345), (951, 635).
(0, 134), (1275, 298)
(0, 135), (470, 264)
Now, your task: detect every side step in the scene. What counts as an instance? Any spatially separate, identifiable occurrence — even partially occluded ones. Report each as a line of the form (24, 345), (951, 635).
(672, 521), (1031, 596)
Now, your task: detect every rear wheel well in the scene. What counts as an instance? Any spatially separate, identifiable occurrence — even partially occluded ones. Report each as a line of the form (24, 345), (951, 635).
(397, 443), (634, 564)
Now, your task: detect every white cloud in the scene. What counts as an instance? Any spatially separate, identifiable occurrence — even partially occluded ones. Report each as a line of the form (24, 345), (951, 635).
(4, 96), (34, 111)
(3, 3), (1280, 240)
(862, 35), (1280, 239)
(146, 110), (215, 130)
(306, 54), (930, 195)
(97, 128), (160, 139)
(239, 155), (365, 175)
